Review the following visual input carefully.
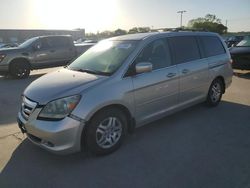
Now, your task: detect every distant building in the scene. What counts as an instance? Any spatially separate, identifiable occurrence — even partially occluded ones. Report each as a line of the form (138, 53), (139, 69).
(0, 29), (85, 43)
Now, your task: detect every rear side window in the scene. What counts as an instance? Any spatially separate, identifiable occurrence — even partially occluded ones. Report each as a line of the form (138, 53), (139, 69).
(200, 36), (225, 57)
(168, 36), (200, 64)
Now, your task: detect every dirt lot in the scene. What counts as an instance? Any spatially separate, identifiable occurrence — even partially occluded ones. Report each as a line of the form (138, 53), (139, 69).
(0, 68), (250, 188)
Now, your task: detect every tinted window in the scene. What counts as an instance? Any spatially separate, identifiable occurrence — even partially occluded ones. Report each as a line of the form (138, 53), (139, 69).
(168, 36), (200, 64)
(40, 38), (49, 49)
(200, 36), (225, 57)
(47, 37), (69, 47)
(32, 38), (49, 50)
(135, 39), (172, 70)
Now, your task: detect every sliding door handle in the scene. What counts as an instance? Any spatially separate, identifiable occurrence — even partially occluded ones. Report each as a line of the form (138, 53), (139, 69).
(182, 69), (190, 74)
(166, 73), (176, 78)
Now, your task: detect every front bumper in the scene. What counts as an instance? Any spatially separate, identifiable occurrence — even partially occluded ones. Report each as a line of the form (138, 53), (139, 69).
(17, 109), (85, 155)
(0, 64), (9, 75)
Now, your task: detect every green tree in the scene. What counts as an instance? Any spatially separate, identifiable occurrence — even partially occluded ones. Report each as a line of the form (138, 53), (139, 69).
(98, 30), (114, 38)
(114, 29), (127, 36)
(138, 27), (151, 33)
(188, 14), (227, 34)
(128, 27), (139, 34)
(128, 27), (151, 34)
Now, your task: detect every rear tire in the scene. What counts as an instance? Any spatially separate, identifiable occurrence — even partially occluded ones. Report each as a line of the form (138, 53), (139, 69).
(10, 61), (30, 79)
(85, 108), (128, 155)
(206, 78), (224, 107)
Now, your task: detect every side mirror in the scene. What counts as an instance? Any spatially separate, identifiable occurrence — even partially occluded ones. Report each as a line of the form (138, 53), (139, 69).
(33, 44), (41, 51)
(135, 62), (152, 74)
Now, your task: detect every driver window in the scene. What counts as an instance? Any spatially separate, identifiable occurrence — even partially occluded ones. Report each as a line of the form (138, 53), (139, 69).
(135, 39), (171, 70)
(33, 40), (42, 50)
(33, 38), (49, 50)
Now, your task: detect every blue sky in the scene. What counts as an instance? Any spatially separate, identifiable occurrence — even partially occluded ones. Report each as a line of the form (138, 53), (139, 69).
(0, 0), (249, 32)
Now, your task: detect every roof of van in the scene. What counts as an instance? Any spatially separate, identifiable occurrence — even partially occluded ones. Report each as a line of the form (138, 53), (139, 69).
(109, 31), (218, 41)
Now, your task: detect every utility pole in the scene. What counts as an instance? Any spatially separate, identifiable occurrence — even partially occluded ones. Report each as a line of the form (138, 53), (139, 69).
(177, 10), (187, 28)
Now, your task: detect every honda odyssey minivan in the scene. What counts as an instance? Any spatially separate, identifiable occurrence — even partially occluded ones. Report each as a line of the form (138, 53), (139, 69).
(17, 31), (233, 155)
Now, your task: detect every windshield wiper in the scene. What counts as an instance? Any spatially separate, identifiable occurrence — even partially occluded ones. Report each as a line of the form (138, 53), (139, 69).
(71, 68), (111, 76)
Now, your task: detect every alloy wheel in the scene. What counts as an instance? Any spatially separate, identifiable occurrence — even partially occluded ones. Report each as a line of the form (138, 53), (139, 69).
(96, 117), (122, 149)
(211, 82), (222, 103)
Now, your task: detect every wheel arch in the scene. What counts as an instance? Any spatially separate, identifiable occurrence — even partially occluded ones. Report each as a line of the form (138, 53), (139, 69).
(81, 103), (135, 151)
(88, 104), (135, 133)
(9, 57), (31, 71)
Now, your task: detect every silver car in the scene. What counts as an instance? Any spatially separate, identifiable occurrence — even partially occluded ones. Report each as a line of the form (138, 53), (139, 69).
(17, 31), (233, 155)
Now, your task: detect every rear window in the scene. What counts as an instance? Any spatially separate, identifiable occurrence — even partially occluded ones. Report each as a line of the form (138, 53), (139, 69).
(168, 36), (200, 64)
(200, 36), (225, 57)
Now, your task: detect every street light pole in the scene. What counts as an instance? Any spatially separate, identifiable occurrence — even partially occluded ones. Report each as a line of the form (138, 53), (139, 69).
(177, 10), (187, 28)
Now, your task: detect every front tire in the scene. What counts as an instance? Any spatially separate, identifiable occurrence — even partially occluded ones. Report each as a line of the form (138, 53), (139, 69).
(86, 108), (128, 155)
(206, 79), (224, 107)
(10, 62), (30, 79)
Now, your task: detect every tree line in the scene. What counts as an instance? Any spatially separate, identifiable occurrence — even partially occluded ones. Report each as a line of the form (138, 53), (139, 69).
(85, 14), (244, 40)
(86, 27), (151, 39)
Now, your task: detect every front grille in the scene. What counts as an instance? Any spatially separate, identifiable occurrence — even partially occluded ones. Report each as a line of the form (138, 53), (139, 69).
(27, 133), (54, 147)
(21, 96), (37, 120)
(27, 133), (42, 143)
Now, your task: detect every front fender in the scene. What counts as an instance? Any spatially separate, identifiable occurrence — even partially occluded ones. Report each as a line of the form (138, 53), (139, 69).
(72, 77), (135, 122)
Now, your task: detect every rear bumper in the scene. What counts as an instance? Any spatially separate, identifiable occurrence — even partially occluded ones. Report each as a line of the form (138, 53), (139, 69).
(225, 76), (232, 89)
(17, 111), (85, 155)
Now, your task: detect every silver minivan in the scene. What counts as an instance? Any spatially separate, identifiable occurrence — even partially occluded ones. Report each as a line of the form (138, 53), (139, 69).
(17, 31), (233, 155)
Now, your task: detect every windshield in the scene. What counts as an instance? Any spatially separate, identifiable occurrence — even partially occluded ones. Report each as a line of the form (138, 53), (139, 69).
(68, 40), (138, 75)
(236, 36), (250, 47)
(19, 37), (38, 48)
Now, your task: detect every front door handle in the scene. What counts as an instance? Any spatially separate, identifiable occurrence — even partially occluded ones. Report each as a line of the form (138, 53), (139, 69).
(182, 69), (190, 74)
(167, 73), (176, 78)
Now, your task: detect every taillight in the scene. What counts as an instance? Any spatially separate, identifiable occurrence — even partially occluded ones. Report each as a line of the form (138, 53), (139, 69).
(227, 59), (233, 69)
(0, 54), (6, 62)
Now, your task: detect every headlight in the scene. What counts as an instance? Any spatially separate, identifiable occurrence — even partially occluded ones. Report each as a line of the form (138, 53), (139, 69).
(0, 54), (6, 62)
(38, 95), (81, 120)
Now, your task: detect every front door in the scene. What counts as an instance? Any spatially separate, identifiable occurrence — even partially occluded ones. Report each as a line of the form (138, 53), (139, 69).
(33, 38), (53, 67)
(132, 38), (179, 124)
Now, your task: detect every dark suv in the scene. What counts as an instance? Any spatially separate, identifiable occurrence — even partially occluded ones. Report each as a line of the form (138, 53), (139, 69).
(0, 35), (77, 78)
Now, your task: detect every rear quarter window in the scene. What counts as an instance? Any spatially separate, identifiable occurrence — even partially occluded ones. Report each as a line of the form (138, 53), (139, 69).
(200, 36), (226, 57)
(168, 36), (201, 64)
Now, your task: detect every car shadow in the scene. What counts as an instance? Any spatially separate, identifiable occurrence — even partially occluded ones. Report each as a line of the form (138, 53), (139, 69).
(1, 101), (250, 188)
(233, 71), (250, 79)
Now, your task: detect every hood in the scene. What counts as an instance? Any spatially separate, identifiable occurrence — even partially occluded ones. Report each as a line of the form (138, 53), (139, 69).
(229, 46), (250, 55)
(24, 68), (108, 104)
(0, 47), (23, 54)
